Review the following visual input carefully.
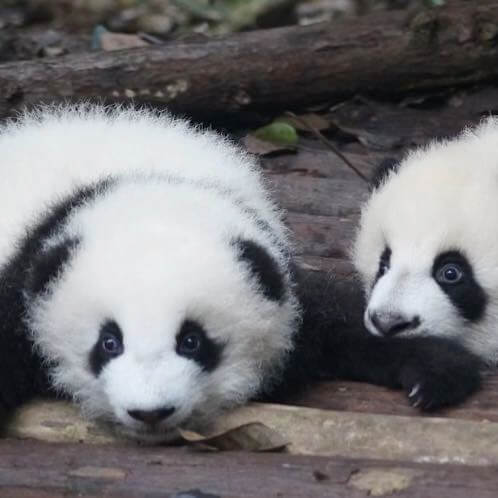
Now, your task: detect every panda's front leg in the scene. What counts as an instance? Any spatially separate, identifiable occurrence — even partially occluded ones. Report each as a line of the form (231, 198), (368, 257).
(0, 325), (49, 430)
(325, 331), (483, 411)
(390, 335), (483, 411)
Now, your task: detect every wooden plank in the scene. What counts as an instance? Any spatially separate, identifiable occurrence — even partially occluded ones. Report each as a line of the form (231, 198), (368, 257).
(262, 147), (380, 181)
(211, 403), (498, 465)
(294, 377), (498, 423)
(8, 400), (498, 466)
(272, 174), (365, 217)
(286, 212), (358, 259)
(2, 436), (498, 497)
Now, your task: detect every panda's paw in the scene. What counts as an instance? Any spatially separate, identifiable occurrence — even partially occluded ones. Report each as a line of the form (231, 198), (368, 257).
(399, 367), (454, 411)
(399, 340), (483, 411)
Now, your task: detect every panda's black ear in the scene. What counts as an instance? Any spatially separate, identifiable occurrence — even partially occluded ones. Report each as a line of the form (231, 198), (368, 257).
(234, 239), (285, 302)
(370, 157), (400, 191)
(26, 237), (79, 296)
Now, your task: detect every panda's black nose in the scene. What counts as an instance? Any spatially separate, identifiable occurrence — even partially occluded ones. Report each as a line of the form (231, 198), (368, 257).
(128, 406), (176, 424)
(370, 311), (420, 336)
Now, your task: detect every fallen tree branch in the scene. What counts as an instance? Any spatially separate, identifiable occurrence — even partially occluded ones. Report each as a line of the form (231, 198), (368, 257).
(1, 1), (498, 118)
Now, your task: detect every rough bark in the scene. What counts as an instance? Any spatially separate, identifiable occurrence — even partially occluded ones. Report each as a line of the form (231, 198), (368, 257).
(2, 1), (498, 118)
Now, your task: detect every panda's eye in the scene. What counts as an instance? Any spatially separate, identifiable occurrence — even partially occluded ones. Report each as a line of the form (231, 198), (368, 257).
(89, 320), (124, 376)
(101, 333), (123, 356)
(436, 263), (464, 285)
(178, 333), (202, 356)
(176, 319), (225, 371)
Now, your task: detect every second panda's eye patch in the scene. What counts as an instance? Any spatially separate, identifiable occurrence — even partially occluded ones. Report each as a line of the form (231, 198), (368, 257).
(376, 246), (391, 281)
(176, 320), (225, 372)
(89, 320), (124, 376)
(432, 251), (487, 322)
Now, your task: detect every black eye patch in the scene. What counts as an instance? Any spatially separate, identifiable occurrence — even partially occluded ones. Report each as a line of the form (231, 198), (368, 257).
(89, 320), (124, 376)
(432, 250), (487, 322)
(374, 246), (392, 284)
(175, 319), (225, 372)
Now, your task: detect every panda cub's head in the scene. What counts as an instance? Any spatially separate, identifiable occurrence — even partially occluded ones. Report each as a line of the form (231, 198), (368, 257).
(353, 119), (498, 363)
(14, 105), (299, 443)
(25, 180), (297, 443)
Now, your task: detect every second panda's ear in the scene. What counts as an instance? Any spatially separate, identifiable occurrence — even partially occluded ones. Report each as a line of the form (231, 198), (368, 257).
(26, 238), (79, 296)
(234, 239), (285, 302)
(370, 157), (400, 191)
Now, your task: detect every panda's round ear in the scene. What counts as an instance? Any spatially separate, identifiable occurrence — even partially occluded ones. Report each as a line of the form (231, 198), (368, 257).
(26, 237), (79, 296)
(233, 238), (285, 302)
(370, 157), (400, 191)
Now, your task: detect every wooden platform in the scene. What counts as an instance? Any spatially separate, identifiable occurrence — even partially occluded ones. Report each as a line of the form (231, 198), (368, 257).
(3, 89), (498, 496)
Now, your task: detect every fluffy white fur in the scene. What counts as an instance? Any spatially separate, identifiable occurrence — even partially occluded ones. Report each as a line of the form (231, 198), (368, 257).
(0, 104), (299, 442)
(353, 119), (498, 363)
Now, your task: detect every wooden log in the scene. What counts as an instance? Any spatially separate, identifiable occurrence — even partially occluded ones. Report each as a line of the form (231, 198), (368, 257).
(2, 435), (498, 497)
(2, 1), (498, 117)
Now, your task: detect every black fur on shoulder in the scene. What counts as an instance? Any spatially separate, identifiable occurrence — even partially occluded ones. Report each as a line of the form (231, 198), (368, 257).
(0, 179), (113, 425)
(370, 157), (400, 191)
(262, 267), (483, 410)
(26, 237), (80, 296)
(234, 238), (285, 301)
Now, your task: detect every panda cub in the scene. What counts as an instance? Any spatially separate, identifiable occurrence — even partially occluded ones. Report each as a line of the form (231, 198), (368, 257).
(0, 103), (482, 442)
(354, 119), (498, 372)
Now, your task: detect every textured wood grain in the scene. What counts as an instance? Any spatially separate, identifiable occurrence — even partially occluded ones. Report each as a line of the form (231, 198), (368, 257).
(1, 438), (498, 497)
(293, 377), (498, 422)
(9, 400), (498, 466)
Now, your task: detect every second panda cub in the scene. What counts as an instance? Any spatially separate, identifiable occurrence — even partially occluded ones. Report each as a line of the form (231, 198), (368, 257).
(354, 119), (498, 380)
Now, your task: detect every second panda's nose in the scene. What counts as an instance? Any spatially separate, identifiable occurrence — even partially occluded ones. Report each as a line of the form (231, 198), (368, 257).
(128, 406), (176, 424)
(369, 311), (420, 336)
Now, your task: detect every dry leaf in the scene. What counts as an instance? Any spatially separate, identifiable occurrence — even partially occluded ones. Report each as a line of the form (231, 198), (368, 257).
(178, 422), (288, 452)
(100, 32), (149, 51)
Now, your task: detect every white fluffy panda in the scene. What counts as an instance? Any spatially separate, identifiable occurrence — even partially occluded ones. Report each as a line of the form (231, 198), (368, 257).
(354, 118), (498, 376)
(0, 102), (483, 442)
